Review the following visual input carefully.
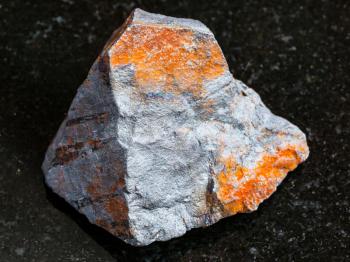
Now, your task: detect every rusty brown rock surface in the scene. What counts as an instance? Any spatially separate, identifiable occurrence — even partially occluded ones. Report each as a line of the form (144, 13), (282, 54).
(42, 9), (309, 246)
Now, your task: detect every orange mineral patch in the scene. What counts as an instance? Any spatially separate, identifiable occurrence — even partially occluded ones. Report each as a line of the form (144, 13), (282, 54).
(109, 24), (227, 98)
(216, 146), (305, 215)
(86, 172), (130, 237)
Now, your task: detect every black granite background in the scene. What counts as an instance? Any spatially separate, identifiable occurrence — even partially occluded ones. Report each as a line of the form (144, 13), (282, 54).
(1, 0), (349, 261)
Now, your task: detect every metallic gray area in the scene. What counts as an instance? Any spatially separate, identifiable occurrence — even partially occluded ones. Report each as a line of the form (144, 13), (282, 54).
(42, 9), (308, 246)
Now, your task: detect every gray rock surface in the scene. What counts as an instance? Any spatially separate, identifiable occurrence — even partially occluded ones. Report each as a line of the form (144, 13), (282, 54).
(42, 8), (309, 246)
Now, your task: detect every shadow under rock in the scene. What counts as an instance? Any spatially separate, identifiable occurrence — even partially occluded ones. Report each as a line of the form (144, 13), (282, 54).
(44, 164), (307, 261)
(44, 176), (276, 261)
(45, 183), (241, 261)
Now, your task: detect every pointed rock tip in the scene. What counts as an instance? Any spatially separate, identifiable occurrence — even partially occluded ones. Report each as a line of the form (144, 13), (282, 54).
(129, 8), (213, 35)
(102, 9), (214, 54)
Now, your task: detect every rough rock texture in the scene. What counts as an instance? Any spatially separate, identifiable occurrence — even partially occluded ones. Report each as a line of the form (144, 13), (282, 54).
(42, 9), (309, 246)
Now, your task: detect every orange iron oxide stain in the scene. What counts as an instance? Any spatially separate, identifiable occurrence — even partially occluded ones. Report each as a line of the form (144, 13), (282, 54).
(86, 174), (130, 236)
(216, 145), (306, 215)
(109, 24), (227, 98)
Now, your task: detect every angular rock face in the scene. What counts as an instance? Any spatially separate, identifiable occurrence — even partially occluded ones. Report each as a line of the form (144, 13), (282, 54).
(42, 9), (309, 246)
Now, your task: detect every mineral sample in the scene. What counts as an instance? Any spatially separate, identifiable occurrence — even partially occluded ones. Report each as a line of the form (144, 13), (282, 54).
(42, 9), (309, 246)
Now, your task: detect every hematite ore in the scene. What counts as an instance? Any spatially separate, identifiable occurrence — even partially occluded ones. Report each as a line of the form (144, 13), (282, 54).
(42, 9), (309, 246)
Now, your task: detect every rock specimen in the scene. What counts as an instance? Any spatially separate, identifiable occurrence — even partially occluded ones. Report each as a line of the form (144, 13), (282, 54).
(42, 9), (309, 246)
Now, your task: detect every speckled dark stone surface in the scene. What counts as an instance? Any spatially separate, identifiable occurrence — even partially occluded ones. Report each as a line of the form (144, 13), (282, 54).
(0, 0), (349, 261)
